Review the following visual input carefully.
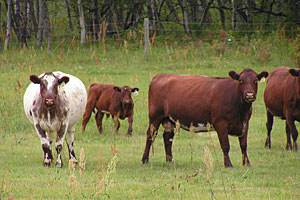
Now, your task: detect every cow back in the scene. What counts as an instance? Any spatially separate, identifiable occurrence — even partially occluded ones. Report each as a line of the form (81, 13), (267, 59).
(264, 67), (300, 118)
(149, 73), (236, 127)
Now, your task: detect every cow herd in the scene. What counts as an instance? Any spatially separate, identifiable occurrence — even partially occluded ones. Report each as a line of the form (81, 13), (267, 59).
(23, 67), (299, 168)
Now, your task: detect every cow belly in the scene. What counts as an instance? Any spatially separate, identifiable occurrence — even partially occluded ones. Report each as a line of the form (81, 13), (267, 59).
(169, 116), (213, 132)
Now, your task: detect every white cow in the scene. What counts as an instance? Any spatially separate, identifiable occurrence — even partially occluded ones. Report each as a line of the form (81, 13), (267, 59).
(24, 71), (87, 167)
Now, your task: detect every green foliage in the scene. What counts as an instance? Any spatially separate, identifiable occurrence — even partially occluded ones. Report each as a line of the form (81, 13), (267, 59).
(0, 38), (300, 199)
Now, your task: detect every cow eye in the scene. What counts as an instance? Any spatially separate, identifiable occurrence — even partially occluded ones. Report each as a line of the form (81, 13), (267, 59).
(254, 80), (257, 84)
(239, 80), (244, 84)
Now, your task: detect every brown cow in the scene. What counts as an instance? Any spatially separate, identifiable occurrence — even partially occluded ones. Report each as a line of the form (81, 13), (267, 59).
(142, 69), (268, 167)
(264, 67), (300, 151)
(82, 84), (139, 136)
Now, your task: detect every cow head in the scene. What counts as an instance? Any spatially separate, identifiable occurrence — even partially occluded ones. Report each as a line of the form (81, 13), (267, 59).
(30, 72), (69, 107)
(113, 86), (139, 105)
(229, 68), (268, 103)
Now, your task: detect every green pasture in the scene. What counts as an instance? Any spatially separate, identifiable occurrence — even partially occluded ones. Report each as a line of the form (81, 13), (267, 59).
(0, 40), (299, 199)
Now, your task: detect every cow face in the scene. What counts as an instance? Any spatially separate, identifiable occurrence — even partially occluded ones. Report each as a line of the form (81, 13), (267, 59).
(30, 72), (69, 107)
(229, 69), (268, 103)
(113, 86), (139, 105)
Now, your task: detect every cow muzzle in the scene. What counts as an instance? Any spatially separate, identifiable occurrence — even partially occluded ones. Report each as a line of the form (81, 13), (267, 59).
(45, 98), (54, 106)
(123, 99), (131, 104)
(245, 92), (256, 103)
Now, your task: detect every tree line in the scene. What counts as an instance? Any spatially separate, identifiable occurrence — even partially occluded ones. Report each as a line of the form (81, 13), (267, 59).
(1, 0), (299, 50)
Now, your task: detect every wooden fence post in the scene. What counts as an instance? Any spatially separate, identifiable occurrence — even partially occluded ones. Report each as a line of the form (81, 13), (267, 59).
(144, 18), (149, 60)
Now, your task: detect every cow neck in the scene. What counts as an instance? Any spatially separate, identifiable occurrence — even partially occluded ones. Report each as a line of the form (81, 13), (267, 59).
(112, 92), (132, 119)
(39, 96), (62, 122)
(233, 81), (252, 120)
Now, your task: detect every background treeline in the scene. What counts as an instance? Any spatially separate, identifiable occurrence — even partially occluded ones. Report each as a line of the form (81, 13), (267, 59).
(0, 0), (300, 49)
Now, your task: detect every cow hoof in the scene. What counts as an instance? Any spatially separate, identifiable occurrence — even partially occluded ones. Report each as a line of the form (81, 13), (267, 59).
(166, 156), (174, 162)
(43, 159), (51, 167)
(126, 133), (132, 137)
(142, 158), (149, 164)
(55, 161), (63, 168)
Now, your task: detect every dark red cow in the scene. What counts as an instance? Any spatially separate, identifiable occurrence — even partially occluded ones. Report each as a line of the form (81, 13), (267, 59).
(142, 69), (268, 167)
(264, 67), (300, 151)
(82, 83), (139, 136)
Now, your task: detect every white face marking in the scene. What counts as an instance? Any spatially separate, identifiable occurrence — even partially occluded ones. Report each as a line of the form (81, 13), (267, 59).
(44, 74), (56, 90)
(133, 90), (138, 96)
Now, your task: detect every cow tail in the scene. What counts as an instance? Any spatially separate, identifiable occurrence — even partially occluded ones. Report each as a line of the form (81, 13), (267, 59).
(82, 89), (99, 131)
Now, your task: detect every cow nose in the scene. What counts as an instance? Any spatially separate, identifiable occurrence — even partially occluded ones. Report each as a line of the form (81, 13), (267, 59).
(245, 92), (255, 101)
(45, 99), (54, 105)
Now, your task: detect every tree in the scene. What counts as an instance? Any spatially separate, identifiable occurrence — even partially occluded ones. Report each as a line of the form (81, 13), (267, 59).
(78, 0), (85, 44)
(37, 0), (50, 49)
(5, 0), (12, 50)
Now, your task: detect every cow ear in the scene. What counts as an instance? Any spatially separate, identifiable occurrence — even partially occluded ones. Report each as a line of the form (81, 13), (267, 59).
(113, 86), (121, 92)
(257, 71), (269, 80)
(132, 88), (139, 96)
(30, 75), (41, 84)
(228, 71), (240, 80)
(289, 69), (300, 77)
(131, 88), (139, 93)
(58, 76), (69, 85)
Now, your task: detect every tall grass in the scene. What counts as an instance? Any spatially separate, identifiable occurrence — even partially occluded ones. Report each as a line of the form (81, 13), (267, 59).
(0, 32), (300, 199)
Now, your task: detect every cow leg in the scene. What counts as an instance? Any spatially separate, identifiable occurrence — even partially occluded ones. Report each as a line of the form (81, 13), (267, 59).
(285, 122), (292, 151)
(238, 122), (251, 166)
(35, 124), (53, 167)
(162, 120), (175, 162)
(214, 121), (233, 167)
(265, 110), (274, 149)
(95, 111), (104, 134)
(286, 116), (298, 151)
(142, 120), (161, 164)
(113, 115), (120, 134)
(126, 114), (133, 137)
(55, 124), (68, 168)
(66, 126), (78, 164)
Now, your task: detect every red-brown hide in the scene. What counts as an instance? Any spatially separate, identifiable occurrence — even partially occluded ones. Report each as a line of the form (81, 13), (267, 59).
(82, 83), (139, 136)
(142, 69), (268, 167)
(264, 67), (300, 151)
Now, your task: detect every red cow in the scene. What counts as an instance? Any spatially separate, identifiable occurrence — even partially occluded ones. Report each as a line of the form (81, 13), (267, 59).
(264, 67), (300, 151)
(142, 69), (268, 167)
(82, 84), (139, 136)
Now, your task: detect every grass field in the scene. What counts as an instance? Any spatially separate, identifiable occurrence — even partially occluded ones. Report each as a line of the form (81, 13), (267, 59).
(0, 39), (300, 199)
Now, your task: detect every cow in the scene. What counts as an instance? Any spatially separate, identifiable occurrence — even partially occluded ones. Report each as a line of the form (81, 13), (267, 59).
(81, 84), (139, 136)
(23, 71), (87, 167)
(142, 69), (268, 167)
(264, 67), (300, 151)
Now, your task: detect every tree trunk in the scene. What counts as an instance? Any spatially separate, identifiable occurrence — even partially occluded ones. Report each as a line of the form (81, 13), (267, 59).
(217, 0), (225, 30)
(179, 0), (191, 34)
(231, 0), (235, 30)
(20, 0), (28, 48)
(37, 0), (50, 49)
(247, 0), (255, 28)
(28, 0), (38, 37)
(5, 0), (12, 50)
(78, 0), (85, 44)
(35, 0), (39, 24)
(93, 0), (100, 41)
(166, 0), (180, 23)
(148, 0), (156, 31)
(199, 0), (213, 29)
(64, 0), (73, 32)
